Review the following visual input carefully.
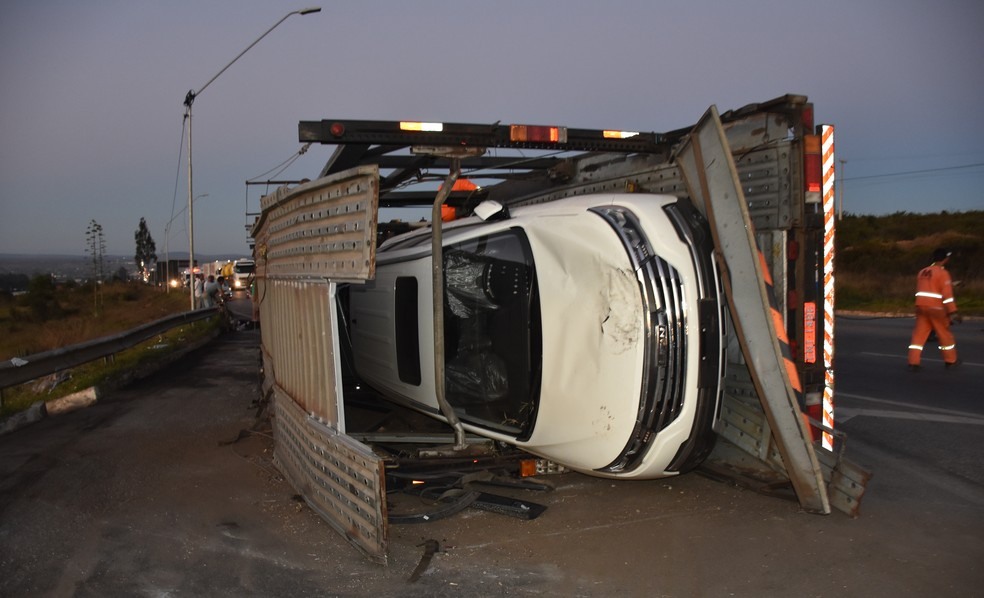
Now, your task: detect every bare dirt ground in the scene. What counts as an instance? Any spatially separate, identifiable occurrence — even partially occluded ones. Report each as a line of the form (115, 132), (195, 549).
(1, 329), (981, 597)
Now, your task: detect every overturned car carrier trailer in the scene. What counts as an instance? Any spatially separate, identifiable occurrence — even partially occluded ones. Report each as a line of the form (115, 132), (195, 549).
(251, 94), (870, 563)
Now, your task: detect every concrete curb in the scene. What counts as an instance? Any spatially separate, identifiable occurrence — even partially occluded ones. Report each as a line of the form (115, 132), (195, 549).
(0, 401), (47, 436)
(46, 387), (99, 416)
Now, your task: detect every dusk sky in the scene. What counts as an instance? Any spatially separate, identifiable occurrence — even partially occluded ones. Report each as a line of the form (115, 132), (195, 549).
(2, 0), (982, 257)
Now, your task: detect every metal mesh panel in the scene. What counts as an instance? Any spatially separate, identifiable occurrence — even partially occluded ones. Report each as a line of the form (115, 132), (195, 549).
(272, 390), (387, 563)
(258, 280), (337, 423)
(254, 165), (378, 281)
(253, 166), (386, 561)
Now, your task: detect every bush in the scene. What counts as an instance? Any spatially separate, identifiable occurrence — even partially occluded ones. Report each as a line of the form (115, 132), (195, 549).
(1, 282), (189, 360)
(836, 211), (984, 314)
(0, 316), (222, 418)
(24, 275), (63, 321)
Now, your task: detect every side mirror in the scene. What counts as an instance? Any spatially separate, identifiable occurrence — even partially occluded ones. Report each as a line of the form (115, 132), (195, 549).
(473, 200), (510, 222)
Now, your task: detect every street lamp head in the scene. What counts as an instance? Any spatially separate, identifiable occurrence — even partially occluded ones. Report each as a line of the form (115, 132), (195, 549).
(183, 6), (318, 309)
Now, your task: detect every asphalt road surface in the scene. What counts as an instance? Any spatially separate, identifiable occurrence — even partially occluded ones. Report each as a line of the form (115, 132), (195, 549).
(0, 316), (981, 597)
(223, 291), (255, 326)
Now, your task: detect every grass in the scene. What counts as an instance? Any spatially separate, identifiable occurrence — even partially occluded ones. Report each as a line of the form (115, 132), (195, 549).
(835, 272), (984, 315)
(0, 282), (191, 360)
(835, 211), (984, 316)
(0, 317), (222, 418)
(0, 282), (221, 418)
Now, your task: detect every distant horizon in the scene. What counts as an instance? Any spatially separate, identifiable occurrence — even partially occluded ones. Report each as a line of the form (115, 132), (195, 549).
(6, 206), (984, 261)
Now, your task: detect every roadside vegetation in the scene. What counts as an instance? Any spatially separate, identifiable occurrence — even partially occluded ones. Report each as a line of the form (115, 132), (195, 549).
(0, 281), (220, 418)
(836, 210), (983, 315)
(0, 280), (191, 360)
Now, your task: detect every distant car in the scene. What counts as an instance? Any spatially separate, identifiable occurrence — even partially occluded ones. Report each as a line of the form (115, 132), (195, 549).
(345, 193), (725, 479)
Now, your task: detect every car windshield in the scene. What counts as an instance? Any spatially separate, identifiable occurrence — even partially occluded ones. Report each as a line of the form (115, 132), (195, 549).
(234, 263), (254, 274)
(442, 228), (540, 436)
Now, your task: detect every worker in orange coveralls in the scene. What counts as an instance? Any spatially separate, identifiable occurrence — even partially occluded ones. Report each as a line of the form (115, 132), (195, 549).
(908, 247), (963, 371)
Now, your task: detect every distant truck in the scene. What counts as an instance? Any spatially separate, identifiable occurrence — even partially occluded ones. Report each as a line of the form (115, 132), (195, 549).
(153, 259), (193, 289)
(231, 259), (255, 292)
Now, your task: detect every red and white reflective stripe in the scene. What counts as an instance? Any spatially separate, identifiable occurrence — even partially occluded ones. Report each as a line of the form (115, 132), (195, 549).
(821, 124), (836, 451)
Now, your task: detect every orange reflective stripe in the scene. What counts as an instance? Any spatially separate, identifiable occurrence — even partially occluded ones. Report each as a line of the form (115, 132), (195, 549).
(758, 252), (774, 286)
(758, 249), (802, 394)
(915, 264), (957, 311)
(772, 307), (789, 344)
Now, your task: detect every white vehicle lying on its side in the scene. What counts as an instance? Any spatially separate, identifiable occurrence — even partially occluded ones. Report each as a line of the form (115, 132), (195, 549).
(346, 193), (726, 479)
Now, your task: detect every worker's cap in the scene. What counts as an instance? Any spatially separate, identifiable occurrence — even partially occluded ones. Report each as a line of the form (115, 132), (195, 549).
(933, 247), (953, 262)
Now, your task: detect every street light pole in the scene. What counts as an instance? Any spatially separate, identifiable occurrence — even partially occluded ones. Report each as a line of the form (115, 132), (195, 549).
(182, 7), (321, 310)
(164, 222), (170, 293)
(185, 101), (195, 307)
(165, 193), (207, 294)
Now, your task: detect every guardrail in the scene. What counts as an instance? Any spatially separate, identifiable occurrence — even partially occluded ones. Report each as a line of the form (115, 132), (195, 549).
(0, 307), (220, 391)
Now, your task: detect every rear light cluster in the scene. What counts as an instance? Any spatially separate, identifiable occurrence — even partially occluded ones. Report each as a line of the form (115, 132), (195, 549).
(803, 134), (822, 202)
(381, 121), (642, 146)
(509, 125), (566, 144)
(603, 130), (640, 139)
(519, 458), (569, 477)
(399, 121), (443, 132)
(315, 118), (659, 156)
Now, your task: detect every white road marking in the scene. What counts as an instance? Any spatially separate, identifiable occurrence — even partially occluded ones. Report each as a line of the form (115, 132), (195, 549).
(836, 407), (984, 425)
(835, 392), (984, 424)
(860, 352), (983, 368)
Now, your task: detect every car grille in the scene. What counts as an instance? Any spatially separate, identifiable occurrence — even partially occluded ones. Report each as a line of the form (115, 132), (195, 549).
(590, 206), (688, 473)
